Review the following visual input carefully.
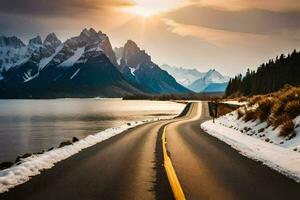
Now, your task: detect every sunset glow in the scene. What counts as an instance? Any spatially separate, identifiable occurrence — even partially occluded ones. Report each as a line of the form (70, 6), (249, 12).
(125, 0), (184, 17)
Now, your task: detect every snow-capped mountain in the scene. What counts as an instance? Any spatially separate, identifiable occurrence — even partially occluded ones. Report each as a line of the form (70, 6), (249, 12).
(0, 29), (190, 98)
(160, 64), (230, 93)
(0, 36), (28, 75)
(0, 29), (141, 98)
(160, 64), (205, 86)
(188, 69), (230, 92)
(114, 40), (190, 94)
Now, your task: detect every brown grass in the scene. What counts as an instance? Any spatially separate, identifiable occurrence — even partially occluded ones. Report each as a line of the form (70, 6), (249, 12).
(256, 98), (274, 121)
(237, 86), (300, 138)
(244, 109), (256, 122)
(237, 108), (245, 119)
(284, 100), (300, 119)
(238, 96), (248, 102)
(271, 114), (292, 128)
(280, 120), (295, 137)
(248, 95), (264, 106)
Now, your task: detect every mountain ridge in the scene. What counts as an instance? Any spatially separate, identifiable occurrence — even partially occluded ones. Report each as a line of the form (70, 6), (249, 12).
(114, 40), (190, 94)
(161, 64), (230, 93)
(0, 29), (190, 98)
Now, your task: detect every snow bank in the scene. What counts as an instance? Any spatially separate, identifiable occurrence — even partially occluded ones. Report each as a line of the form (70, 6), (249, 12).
(201, 114), (300, 182)
(222, 100), (247, 106)
(0, 117), (171, 193)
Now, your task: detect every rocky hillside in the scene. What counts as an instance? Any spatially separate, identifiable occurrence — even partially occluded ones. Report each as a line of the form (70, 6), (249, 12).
(114, 40), (190, 94)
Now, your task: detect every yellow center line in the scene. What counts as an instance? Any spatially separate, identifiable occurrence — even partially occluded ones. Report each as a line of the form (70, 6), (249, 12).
(162, 125), (186, 200)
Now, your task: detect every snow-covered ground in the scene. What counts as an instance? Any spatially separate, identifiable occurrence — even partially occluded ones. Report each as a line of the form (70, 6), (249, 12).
(222, 100), (248, 106)
(201, 109), (300, 182)
(0, 116), (173, 193)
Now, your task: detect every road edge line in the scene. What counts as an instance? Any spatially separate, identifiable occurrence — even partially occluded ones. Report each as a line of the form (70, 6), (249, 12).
(162, 125), (186, 200)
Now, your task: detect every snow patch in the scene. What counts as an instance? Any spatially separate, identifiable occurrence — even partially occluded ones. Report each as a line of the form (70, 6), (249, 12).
(70, 68), (80, 79)
(39, 45), (63, 70)
(222, 100), (248, 106)
(23, 72), (39, 83)
(129, 67), (136, 76)
(59, 47), (85, 67)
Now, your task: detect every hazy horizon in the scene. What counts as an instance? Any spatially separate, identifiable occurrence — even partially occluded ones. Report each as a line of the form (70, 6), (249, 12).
(1, 0), (300, 76)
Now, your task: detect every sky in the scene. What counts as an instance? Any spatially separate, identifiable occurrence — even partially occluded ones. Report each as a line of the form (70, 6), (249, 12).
(0, 0), (300, 76)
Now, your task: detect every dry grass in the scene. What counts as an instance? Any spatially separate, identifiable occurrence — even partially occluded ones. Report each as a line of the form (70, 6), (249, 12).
(280, 120), (295, 137)
(238, 96), (248, 102)
(256, 98), (274, 121)
(248, 95), (264, 106)
(240, 86), (300, 138)
(218, 105), (235, 116)
(237, 108), (245, 119)
(271, 114), (292, 128)
(284, 101), (300, 119)
(244, 109), (256, 122)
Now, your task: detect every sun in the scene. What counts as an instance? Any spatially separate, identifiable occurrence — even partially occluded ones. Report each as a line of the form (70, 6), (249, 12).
(124, 0), (184, 17)
(129, 6), (160, 17)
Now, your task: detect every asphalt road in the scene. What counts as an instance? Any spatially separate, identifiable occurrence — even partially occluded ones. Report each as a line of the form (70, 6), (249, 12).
(166, 102), (300, 200)
(2, 101), (300, 200)
(0, 117), (177, 200)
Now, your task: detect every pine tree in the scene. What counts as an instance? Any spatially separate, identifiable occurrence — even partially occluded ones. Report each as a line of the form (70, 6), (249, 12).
(225, 50), (300, 96)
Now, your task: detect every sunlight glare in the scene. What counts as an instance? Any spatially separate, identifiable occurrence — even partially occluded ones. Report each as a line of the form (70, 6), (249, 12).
(124, 0), (184, 17)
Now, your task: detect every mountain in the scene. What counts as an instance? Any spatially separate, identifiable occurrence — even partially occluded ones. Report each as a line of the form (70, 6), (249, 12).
(114, 40), (190, 94)
(0, 29), (191, 98)
(188, 69), (230, 92)
(202, 82), (228, 93)
(0, 36), (28, 77)
(160, 64), (205, 86)
(0, 29), (141, 98)
(160, 65), (230, 93)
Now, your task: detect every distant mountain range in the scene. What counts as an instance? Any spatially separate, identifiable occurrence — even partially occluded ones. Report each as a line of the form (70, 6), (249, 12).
(114, 41), (189, 94)
(0, 28), (190, 98)
(160, 64), (230, 93)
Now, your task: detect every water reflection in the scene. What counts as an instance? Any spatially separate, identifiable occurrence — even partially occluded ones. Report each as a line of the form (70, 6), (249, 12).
(0, 99), (184, 162)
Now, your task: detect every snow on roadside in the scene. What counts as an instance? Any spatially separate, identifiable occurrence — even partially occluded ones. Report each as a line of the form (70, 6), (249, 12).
(0, 116), (171, 193)
(222, 100), (248, 106)
(201, 113), (300, 182)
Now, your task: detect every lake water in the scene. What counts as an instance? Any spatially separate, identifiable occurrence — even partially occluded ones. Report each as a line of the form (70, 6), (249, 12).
(0, 99), (184, 162)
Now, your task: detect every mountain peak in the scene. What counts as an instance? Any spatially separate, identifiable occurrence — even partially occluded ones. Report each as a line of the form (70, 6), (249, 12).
(29, 36), (42, 46)
(43, 33), (61, 47)
(0, 36), (25, 48)
(121, 40), (151, 68)
(80, 28), (98, 39)
(125, 40), (138, 47)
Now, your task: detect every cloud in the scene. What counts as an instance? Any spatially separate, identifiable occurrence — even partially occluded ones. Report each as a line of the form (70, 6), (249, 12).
(0, 0), (134, 17)
(162, 18), (269, 47)
(164, 5), (300, 35)
(189, 0), (300, 12)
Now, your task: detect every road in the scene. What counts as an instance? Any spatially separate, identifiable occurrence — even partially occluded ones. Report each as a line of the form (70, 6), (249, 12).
(0, 116), (176, 200)
(166, 102), (300, 200)
(1, 102), (300, 200)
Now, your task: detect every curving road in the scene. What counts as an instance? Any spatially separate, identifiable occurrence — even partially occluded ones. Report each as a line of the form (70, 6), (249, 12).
(166, 102), (300, 200)
(0, 117), (176, 200)
(1, 102), (300, 200)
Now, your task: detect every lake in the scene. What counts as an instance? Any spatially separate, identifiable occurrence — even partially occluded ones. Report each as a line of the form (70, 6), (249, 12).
(0, 99), (185, 162)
